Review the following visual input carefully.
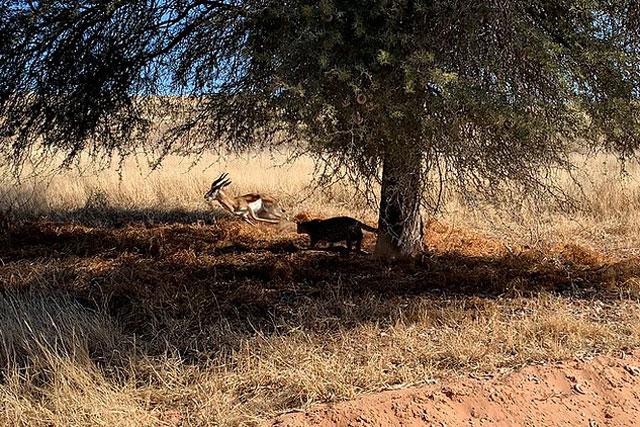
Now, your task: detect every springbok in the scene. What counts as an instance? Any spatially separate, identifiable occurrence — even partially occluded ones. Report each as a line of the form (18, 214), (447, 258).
(204, 173), (285, 225)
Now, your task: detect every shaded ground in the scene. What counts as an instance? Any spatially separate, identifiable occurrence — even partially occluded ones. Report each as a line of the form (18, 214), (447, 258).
(1, 216), (640, 424)
(273, 351), (640, 427)
(1, 216), (639, 359)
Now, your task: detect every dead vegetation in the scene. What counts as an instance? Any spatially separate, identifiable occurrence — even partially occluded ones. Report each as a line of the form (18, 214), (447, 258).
(0, 216), (640, 426)
(0, 153), (640, 425)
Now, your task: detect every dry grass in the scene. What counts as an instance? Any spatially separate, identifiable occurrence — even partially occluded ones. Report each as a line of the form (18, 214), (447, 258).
(1, 152), (640, 425)
(0, 152), (367, 222)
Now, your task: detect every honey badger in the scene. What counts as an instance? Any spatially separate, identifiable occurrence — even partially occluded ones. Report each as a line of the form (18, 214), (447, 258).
(296, 216), (378, 253)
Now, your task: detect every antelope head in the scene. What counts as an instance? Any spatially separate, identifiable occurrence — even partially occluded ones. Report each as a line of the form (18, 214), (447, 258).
(204, 173), (232, 202)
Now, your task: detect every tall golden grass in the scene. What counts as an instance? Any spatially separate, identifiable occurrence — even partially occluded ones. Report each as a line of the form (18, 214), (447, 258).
(0, 152), (369, 220)
(2, 151), (640, 251)
(0, 151), (640, 426)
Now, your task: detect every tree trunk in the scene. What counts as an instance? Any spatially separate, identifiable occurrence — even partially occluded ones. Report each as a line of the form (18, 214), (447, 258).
(375, 146), (424, 258)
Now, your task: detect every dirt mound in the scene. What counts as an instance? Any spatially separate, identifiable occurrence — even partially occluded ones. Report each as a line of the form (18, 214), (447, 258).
(273, 352), (640, 427)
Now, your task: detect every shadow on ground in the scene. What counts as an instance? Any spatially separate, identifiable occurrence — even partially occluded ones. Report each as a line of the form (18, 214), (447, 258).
(1, 216), (638, 360)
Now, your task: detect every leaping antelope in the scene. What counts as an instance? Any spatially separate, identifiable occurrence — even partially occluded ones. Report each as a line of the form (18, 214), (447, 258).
(204, 173), (285, 225)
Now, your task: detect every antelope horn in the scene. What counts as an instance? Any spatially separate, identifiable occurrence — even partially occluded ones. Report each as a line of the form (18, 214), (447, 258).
(211, 172), (229, 188)
(220, 178), (232, 188)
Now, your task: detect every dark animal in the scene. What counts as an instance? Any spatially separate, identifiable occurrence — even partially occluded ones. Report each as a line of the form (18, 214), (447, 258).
(296, 216), (378, 254)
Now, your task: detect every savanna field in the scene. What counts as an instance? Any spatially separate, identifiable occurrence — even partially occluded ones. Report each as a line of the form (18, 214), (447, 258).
(2, 152), (640, 426)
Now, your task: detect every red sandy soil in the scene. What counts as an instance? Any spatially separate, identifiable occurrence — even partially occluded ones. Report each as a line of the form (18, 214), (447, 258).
(272, 352), (640, 427)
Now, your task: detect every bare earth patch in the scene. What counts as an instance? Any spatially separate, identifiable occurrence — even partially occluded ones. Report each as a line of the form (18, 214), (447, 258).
(273, 351), (640, 427)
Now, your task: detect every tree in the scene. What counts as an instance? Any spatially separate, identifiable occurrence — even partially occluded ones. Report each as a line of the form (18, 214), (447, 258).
(2, 1), (640, 257)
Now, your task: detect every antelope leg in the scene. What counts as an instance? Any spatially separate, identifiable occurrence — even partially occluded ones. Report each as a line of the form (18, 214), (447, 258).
(249, 209), (280, 224)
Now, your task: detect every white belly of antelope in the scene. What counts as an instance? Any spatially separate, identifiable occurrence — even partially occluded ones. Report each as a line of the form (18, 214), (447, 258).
(248, 199), (263, 213)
